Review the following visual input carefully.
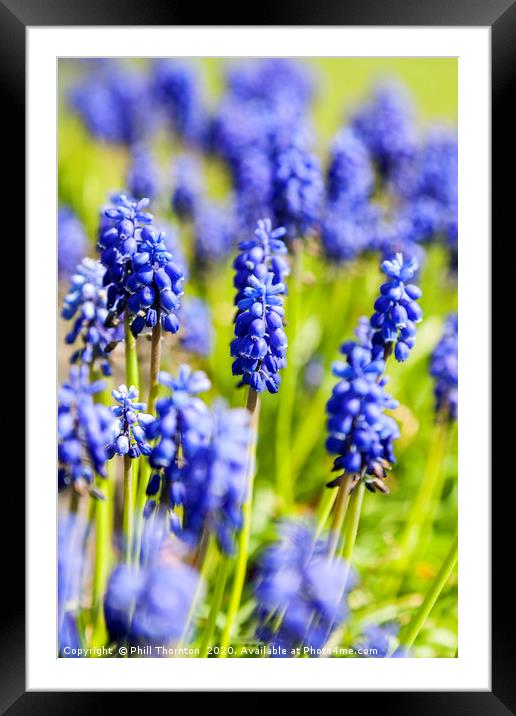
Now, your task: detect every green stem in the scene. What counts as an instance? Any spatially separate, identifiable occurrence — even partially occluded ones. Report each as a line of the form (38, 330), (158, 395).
(327, 473), (355, 559)
(124, 312), (139, 392)
(199, 553), (231, 658)
(399, 531), (458, 650)
(314, 486), (338, 540)
(275, 239), (302, 511)
(90, 373), (114, 646)
(132, 323), (162, 564)
(390, 419), (450, 594)
(340, 480), (365, 561)
(147, 322), (162, 416)
(178, 536), (217, 651)
(122, 456), (133, 565)
(219, 388), (260, 656)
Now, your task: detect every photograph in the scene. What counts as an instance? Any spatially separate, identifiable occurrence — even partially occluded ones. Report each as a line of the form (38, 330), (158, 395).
(56, 57), (458, 660)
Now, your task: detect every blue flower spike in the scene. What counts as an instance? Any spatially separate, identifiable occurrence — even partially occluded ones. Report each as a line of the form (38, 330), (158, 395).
(430, 314), (458, 421)
(370, 252), (423, 362)
(254, 522), (356, 655)
(231, 219), (289, 394)
(326, 339), (399, 493)
(107, 385), (154, 459)
(62, 258), (122, 376)
(98, 194), (185, 338)
(58, 366), (116, 495)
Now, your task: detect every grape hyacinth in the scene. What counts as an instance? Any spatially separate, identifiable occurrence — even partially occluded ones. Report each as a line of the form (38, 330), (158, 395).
(104, 559), (201, 647)
(326, 341), (399, 492)
(272, 139), (324, 239)
(226, 59), (315, 111)
(231, 271), (288, 394)
(58, 366), (115, 492)
(126, 145), (160, 200)
(62, 258), (122, 376)
(126, 226), (184, 337)
(351, 82), (417, 180)
(254, 522), (356, 655)
(98, 195), (184, 337)
(144, 366), (212, 519)
(151, 60), (206, 145)
(233, 219), (290, 303)
(394, 128), (458, 207)
(58, 207), (88, 277)
(178, 298), (213, 357)
(370, 253), (423, 362)
(430, 314), (458, 421)
(327, 128), (375, 206)
(193, 201), (236, 265)
(98, 194), (153, 299)
(393, 127), (458, 265)
(171, 154), (204, 221)
(70, 62), (154, 145)
(58, 516), (86, 655)
(170, 403), (251, 554)
(56, 61), (458, 660)
(233, 148), (274, 230)
(230, 220), (290, 393)
(106, 385), (153, 459)
(321, 205), (378, 264)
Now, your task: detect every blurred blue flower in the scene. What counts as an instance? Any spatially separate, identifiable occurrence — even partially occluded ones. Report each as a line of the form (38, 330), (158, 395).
(104, 559), (201, 646)
(395, 197), (442, 245)
(321, 203), (378, 263)
(355, 623), (409, 658)
(62, 257), (122, 376)
(226, 59), (315, 111)
(171, 154), (204, 221)
(178, 297), (213, 357)
(126, 144), (160, 200)
(255, 522), (356, 655)
(272, 140), (324, 239)
(151, 60), (206, 145)
(392, 128), (458, 257)
(209, 96), (269, 167)
(394, 127), (458, 207)
(327, 128), (374, 206)
(107, 385), (153, 459)
(370, 252), (423, 362)
(351, 81), (417, 180)
(170, 402), (251, 554)
(233, 148), (274, 229)
(147, 366), (212, 465)
(58, 365), (115, 491)
(58, 207), (88, 277)
(430, 314), (458, 421)
(58, 515), (86, 655)
(69, 61), (154, 145)
(193, 201), (236, 265)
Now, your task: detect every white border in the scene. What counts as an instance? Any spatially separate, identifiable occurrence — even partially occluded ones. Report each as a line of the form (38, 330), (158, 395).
(27, 26), (490, 691)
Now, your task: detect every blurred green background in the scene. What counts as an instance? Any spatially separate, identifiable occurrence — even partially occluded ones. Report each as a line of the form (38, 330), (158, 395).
(58, 57), (458, 657)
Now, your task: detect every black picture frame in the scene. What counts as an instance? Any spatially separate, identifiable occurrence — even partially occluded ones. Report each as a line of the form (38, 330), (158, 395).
(3, 0), (506, 710)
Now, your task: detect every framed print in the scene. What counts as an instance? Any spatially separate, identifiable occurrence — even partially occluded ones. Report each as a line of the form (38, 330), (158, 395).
(2, 0), (508, 709)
